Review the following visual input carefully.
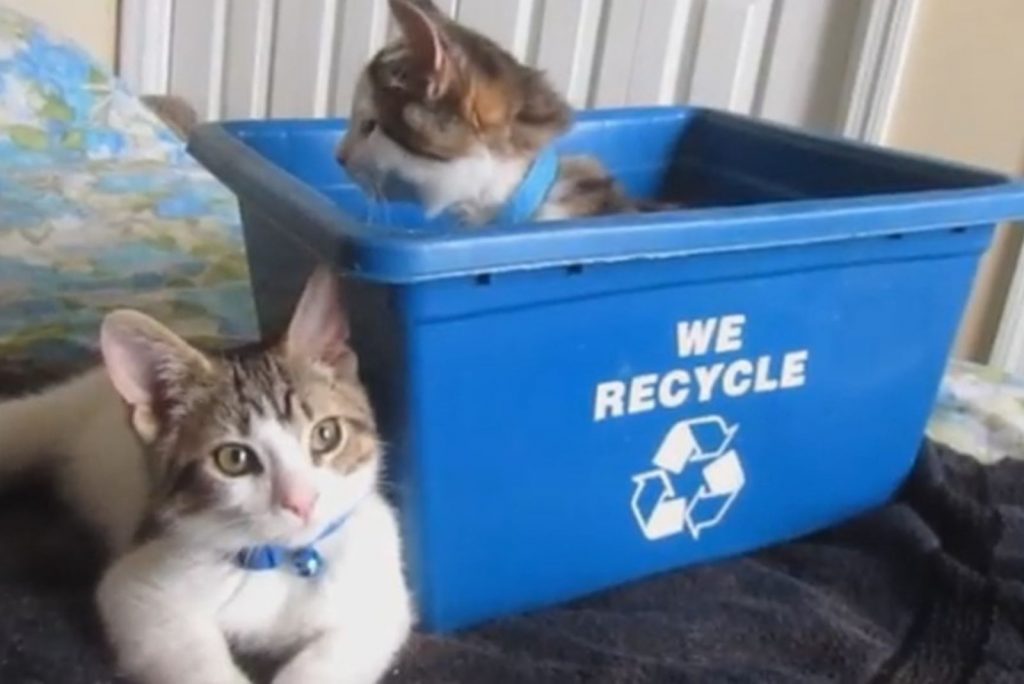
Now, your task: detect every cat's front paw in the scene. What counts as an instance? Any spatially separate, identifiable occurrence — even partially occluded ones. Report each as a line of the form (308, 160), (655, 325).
(272, 649), (384, 684)
(128, 664), (252, 684)
(272, 663), (346, 684)
(193, 671), (253, 684)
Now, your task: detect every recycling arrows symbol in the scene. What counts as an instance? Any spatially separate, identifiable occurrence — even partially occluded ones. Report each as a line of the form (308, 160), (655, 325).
(630, 415), (746, 541)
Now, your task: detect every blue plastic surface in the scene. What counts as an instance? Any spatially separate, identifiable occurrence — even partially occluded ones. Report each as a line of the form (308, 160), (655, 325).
(190, 106), (1024, 632)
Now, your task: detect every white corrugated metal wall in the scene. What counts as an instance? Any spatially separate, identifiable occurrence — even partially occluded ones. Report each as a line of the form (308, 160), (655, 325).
(118, 0), (913, 140)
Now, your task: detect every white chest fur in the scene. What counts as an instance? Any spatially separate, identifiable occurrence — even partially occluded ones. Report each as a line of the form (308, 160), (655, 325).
(216, 497), (406, 647)
(97, 495), (412, 684)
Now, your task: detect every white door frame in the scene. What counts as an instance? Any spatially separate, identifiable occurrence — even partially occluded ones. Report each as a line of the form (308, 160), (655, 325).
(841, 0), (920, 143)
(991, 245), (1024, 374)
(117, 0), (174, 94)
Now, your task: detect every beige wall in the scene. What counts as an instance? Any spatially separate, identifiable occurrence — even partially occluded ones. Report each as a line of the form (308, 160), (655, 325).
(884, 0), (1024, 360)
(3, 0), (118, 67)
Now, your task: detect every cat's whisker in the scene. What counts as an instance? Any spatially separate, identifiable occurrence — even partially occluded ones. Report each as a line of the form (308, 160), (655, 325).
(374, 475), (400, 496)
(221, 548), (259, 608)
(169, 516), (251, 551)
(368, 178), (391, 228)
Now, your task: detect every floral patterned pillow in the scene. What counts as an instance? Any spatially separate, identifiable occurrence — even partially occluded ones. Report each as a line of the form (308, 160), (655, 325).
(0, 7), (257, 369)
(0, 7), (185, 167)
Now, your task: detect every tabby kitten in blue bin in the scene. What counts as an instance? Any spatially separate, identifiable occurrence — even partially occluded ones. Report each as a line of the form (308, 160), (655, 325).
(0, 268), (411, 684)
(338, 0), (663, 225)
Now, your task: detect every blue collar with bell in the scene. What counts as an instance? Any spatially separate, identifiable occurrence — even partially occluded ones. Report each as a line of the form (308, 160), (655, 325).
(234, 510), (354, 579)
(374, 146), (560, 228)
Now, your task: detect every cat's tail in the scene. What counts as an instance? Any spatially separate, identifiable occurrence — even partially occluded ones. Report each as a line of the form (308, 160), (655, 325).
(0, 368), (108, 482)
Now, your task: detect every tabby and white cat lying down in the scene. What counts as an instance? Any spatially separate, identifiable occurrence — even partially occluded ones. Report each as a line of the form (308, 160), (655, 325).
(338, 0), (662, 225)
(0, 268), (411, 684)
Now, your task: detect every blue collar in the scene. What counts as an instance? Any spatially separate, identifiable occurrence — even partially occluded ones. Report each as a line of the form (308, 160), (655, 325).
(373, 147), (560, 228)
(487, 146), (559, 225)
(234, 511), (353, 579)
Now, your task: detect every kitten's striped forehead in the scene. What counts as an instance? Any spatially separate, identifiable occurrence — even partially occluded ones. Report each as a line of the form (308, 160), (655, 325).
(206, 353), (375, 439)
(218, 354), (304, 435)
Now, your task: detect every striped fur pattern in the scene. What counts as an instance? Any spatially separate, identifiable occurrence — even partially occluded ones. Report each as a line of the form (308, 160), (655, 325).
(336, 0), (651, 224)
(0, 267), (412, 684)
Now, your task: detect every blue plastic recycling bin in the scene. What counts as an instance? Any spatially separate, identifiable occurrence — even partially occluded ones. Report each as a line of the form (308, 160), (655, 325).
(190, 107), (1024, 631)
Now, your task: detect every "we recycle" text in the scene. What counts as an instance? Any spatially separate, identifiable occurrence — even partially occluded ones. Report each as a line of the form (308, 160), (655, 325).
(593, 314), (809, 422)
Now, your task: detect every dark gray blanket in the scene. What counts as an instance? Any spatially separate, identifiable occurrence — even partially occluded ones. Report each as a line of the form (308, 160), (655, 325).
(2, 366), (1022, 682)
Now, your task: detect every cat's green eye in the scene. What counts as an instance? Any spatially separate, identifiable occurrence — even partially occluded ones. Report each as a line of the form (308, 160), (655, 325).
(212, 443), (261, 477)
(311, 417), (345, 455)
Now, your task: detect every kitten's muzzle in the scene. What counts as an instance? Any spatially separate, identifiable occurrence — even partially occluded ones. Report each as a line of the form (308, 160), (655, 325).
(335, 134), (357, 168)
(277, 481), (320, 524)
(336, 145), (351, 167)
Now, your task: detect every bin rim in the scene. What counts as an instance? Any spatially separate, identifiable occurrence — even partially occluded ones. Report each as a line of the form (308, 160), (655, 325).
(190, 106), (1024, 284)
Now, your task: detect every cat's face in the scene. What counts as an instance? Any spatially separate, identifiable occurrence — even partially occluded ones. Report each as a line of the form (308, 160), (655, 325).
(337, 0), (571, 216)
(100, 268), (377, 548)
(147, 347), (376, 548)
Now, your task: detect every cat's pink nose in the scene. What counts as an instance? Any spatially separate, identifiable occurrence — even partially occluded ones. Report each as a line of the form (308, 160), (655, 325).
(279, 485), (319, 523)
(336, 144), (350, 167)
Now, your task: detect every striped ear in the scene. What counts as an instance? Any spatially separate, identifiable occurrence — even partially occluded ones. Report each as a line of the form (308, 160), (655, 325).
(389, 0), (456, 99)
(100, 310), (212, 441)
(284, 266), (354, 370)
(397, 0), (444, 15)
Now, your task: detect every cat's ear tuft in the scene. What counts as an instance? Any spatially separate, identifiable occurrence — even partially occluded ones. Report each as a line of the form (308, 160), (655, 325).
(284, 266), (355, 370)
(100, 310), (211, 440)
(389, 0), (455, 99)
